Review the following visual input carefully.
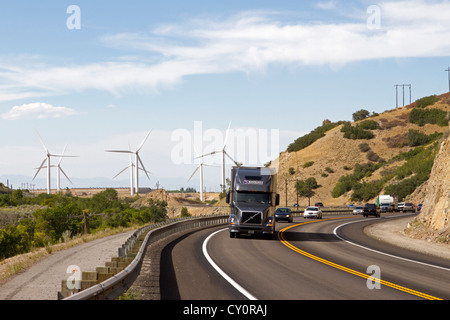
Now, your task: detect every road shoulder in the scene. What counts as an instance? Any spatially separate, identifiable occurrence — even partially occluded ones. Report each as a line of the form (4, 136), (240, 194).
(364, 215), (450, 261)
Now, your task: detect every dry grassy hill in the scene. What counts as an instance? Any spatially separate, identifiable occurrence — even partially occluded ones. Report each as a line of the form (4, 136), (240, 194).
(273, 92), (450, 207)
(131, 189), (226, 217)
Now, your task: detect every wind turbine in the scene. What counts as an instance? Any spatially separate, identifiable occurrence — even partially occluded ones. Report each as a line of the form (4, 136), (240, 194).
(37, 146), (75, 193)
(111, 144), (136, 195)
(106, 130), (152, 194)
(187, 147), (219, 202)
(33, 130), (78, 194)
(196, 122), (239, 189)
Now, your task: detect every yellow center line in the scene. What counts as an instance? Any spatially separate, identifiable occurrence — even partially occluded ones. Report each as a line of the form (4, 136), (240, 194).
(277, 218), (442, 300)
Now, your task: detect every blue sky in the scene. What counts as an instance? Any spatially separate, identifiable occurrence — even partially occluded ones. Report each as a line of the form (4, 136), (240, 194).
(1, 0), (450, 191)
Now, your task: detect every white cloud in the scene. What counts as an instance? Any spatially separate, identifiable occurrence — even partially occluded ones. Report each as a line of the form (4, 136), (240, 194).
(0, 1), (450, 103)
(1, 102), (77, 120)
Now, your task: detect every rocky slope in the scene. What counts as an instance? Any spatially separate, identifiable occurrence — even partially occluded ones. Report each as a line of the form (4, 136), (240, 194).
(406, 121), (450, 244)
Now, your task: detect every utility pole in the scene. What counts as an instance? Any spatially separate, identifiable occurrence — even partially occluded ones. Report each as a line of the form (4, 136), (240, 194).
(395, 84), (411, 107)
(395, 85), (398, 108)
(446, 67), (450, 92)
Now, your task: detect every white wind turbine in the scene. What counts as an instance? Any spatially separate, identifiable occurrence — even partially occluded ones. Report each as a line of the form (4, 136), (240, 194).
(33, 130), (78, 194)
(111, 144), (136, 195)
(196, 122), (239, 189)
(55, 146), (74, 193)
(187, 147), (219, 202)
(106, 130), (152, 194)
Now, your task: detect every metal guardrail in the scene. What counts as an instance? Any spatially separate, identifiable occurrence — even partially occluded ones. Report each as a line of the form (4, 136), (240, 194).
(63, 214), (229, 300)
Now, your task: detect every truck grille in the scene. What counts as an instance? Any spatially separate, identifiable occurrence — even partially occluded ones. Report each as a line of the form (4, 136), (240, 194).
(241, 212), (262, 224)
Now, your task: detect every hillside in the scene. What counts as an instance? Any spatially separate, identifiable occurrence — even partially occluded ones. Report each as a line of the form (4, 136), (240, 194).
(273, 92), (450, 207)
(406, 120), (450, 244)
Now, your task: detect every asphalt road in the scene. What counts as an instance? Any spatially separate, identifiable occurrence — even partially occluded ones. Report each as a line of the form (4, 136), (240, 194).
(160, 214), (450, 300)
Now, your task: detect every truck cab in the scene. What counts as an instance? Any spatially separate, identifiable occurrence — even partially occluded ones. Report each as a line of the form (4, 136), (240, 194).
(227, 166), (279, 239)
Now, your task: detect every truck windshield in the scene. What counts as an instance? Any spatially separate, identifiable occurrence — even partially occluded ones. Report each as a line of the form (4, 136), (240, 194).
(235, 191), (270, 204)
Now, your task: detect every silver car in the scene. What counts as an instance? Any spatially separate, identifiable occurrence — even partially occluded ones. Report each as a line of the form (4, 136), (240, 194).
(303, 206), (323, 219)
(352, 206), (364, 215)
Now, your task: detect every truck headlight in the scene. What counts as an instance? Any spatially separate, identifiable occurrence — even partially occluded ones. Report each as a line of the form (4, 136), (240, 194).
(229, 215), (238, 225)
(264, 216), (274, 227)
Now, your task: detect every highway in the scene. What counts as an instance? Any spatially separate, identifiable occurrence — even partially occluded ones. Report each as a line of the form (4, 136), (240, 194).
(159, 214), (450, 300)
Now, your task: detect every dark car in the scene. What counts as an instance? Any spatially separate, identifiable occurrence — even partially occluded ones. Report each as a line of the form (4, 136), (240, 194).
(275, 207), (293, 223)
(417, 204), (422, 211)
(315, 202), (324, 207)
(363, 203), (380, 217)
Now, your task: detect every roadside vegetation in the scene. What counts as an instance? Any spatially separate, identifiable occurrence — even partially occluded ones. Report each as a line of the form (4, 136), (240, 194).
(0, 188), (168, 260)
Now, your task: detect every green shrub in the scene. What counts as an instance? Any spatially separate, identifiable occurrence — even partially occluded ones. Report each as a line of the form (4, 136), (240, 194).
(287, 121), (346, 152)
(351, 180), (384, 202)
(385, 142), (439, 200)
(384, 176), (424, 202)
(409, 108), (448, 126)
(407, 129), (429, 146)
(331, 163), (382, 198)
(303, 161), (315, 168)
(366, 150), (384, 163)
(358, 143), (371, 152)
(407, 129), (443, 147)
(341, 123), (374, 140)
(358, 119), (379, 130)
(415, 95), (438, 109)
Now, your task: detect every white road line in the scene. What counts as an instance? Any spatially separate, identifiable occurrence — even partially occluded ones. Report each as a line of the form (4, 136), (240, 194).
(333, 217), (450, 272)
(202, 228), (258, 300)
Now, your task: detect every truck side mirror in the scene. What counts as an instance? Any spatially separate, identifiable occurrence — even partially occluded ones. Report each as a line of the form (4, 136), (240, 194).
(275, 194), (280, 206)
(226, 191), (230, 204)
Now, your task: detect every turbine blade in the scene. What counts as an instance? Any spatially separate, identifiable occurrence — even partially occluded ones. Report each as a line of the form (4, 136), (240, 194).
(32, 158), (47, 180)
(105, 150), (133, 154)
(137, 129), (152, 151)
(35, 129), (49, 154)
(222, 121), (232, 149)
(137, 155), (151, 180)
(58, 145), (68, 165)
(224, 150), (239, 166)
(59, 167), (73, 184)
(195, 151), (218, 159)
(187, 166), (200, 182)
(112, 166), (130, 179)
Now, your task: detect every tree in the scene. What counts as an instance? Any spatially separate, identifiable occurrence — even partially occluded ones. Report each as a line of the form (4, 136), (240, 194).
(352, 109), (370, 121)
(295, 177), (319, 206)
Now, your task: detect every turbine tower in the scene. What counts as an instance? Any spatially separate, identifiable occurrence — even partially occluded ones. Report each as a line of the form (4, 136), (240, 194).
(196, 122), (238, 189)
(111, 144), (136, 195)
(187, 147), (218, 202)
(33, 130), (78, 194)
(106, 130), (152, 194)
